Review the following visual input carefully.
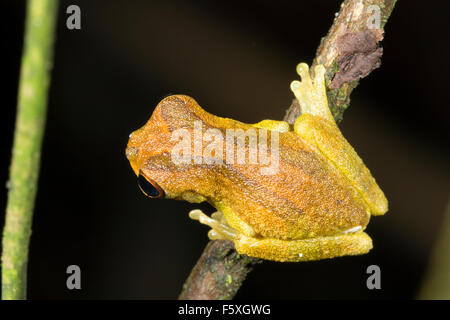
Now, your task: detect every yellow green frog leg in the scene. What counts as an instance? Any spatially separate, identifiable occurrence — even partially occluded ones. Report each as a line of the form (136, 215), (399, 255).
(189, 209), (240, 240)
(189, 207), (256, 239)
(290, 63), (388, 216)
(234, 231), (373, 262)
(189, 209), (372, 262)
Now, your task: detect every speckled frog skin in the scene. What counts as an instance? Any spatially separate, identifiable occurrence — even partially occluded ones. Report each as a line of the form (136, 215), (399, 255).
(126, 63), (388, 262)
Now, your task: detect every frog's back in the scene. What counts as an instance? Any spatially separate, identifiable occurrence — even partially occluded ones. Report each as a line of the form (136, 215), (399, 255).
(221, 132), (372, 240)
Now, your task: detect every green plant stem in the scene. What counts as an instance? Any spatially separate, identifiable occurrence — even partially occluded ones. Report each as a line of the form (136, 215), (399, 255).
(2, 0), (58, 300)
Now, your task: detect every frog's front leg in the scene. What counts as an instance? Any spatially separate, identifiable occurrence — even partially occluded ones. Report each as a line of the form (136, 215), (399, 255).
(189, 209), (239, 241)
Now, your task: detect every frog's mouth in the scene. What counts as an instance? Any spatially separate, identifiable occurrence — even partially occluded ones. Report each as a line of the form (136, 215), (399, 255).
(126, 128), (145, 174)
(125, 147), (140, 176)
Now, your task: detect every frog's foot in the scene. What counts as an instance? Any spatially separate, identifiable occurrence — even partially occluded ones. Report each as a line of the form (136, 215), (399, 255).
(233, 231), (373, 262)
(189, 209), (238, 241)
(290, 63), (334, 123)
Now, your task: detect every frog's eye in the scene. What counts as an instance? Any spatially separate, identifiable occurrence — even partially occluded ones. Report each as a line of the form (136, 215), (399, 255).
(137, 171), (165, 199)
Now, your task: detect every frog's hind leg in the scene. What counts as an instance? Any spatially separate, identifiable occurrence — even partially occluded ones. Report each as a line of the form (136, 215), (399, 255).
(189, 209), (373, 262)
(290, 64), (388, 217)
(234, 232), (373, 262)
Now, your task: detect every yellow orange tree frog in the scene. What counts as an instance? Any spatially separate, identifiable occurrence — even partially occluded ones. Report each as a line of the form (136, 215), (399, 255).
(126, 63), (388, 262)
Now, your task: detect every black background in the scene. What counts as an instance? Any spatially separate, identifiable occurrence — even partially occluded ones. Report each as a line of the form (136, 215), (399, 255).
(1, 0), (449, 299)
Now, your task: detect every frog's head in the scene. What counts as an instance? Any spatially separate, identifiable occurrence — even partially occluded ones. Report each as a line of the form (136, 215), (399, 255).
(126, 95), (210, 203)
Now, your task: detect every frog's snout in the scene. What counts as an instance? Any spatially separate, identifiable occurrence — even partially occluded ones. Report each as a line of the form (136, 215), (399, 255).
(125, 145), (138, 161)
(125, 131), (137, 159)
(125, 130), (143, 176)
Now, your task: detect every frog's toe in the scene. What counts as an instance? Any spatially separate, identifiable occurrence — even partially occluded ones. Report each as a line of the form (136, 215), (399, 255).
(313, 64), (326, 88)
(296, 63), (312, 85)
(290, 80), (302, 95)
(208, 229), (228, 240)
(189, 209), (238, 241)
(211, 210), (225, 223)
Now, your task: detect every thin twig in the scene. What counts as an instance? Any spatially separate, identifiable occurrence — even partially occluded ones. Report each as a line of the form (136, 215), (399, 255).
(1, 0), (58, 300)
(179, 0), (397, 300)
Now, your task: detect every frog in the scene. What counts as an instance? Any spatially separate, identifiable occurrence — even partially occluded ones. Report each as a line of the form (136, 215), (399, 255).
(125, 63), (388, 262)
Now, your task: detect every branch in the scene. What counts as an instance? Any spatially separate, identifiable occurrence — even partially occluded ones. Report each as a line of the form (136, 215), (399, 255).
(179, 0), (397, 300)
(179, 240), (261, 300)
(1, 0), (58, 300)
